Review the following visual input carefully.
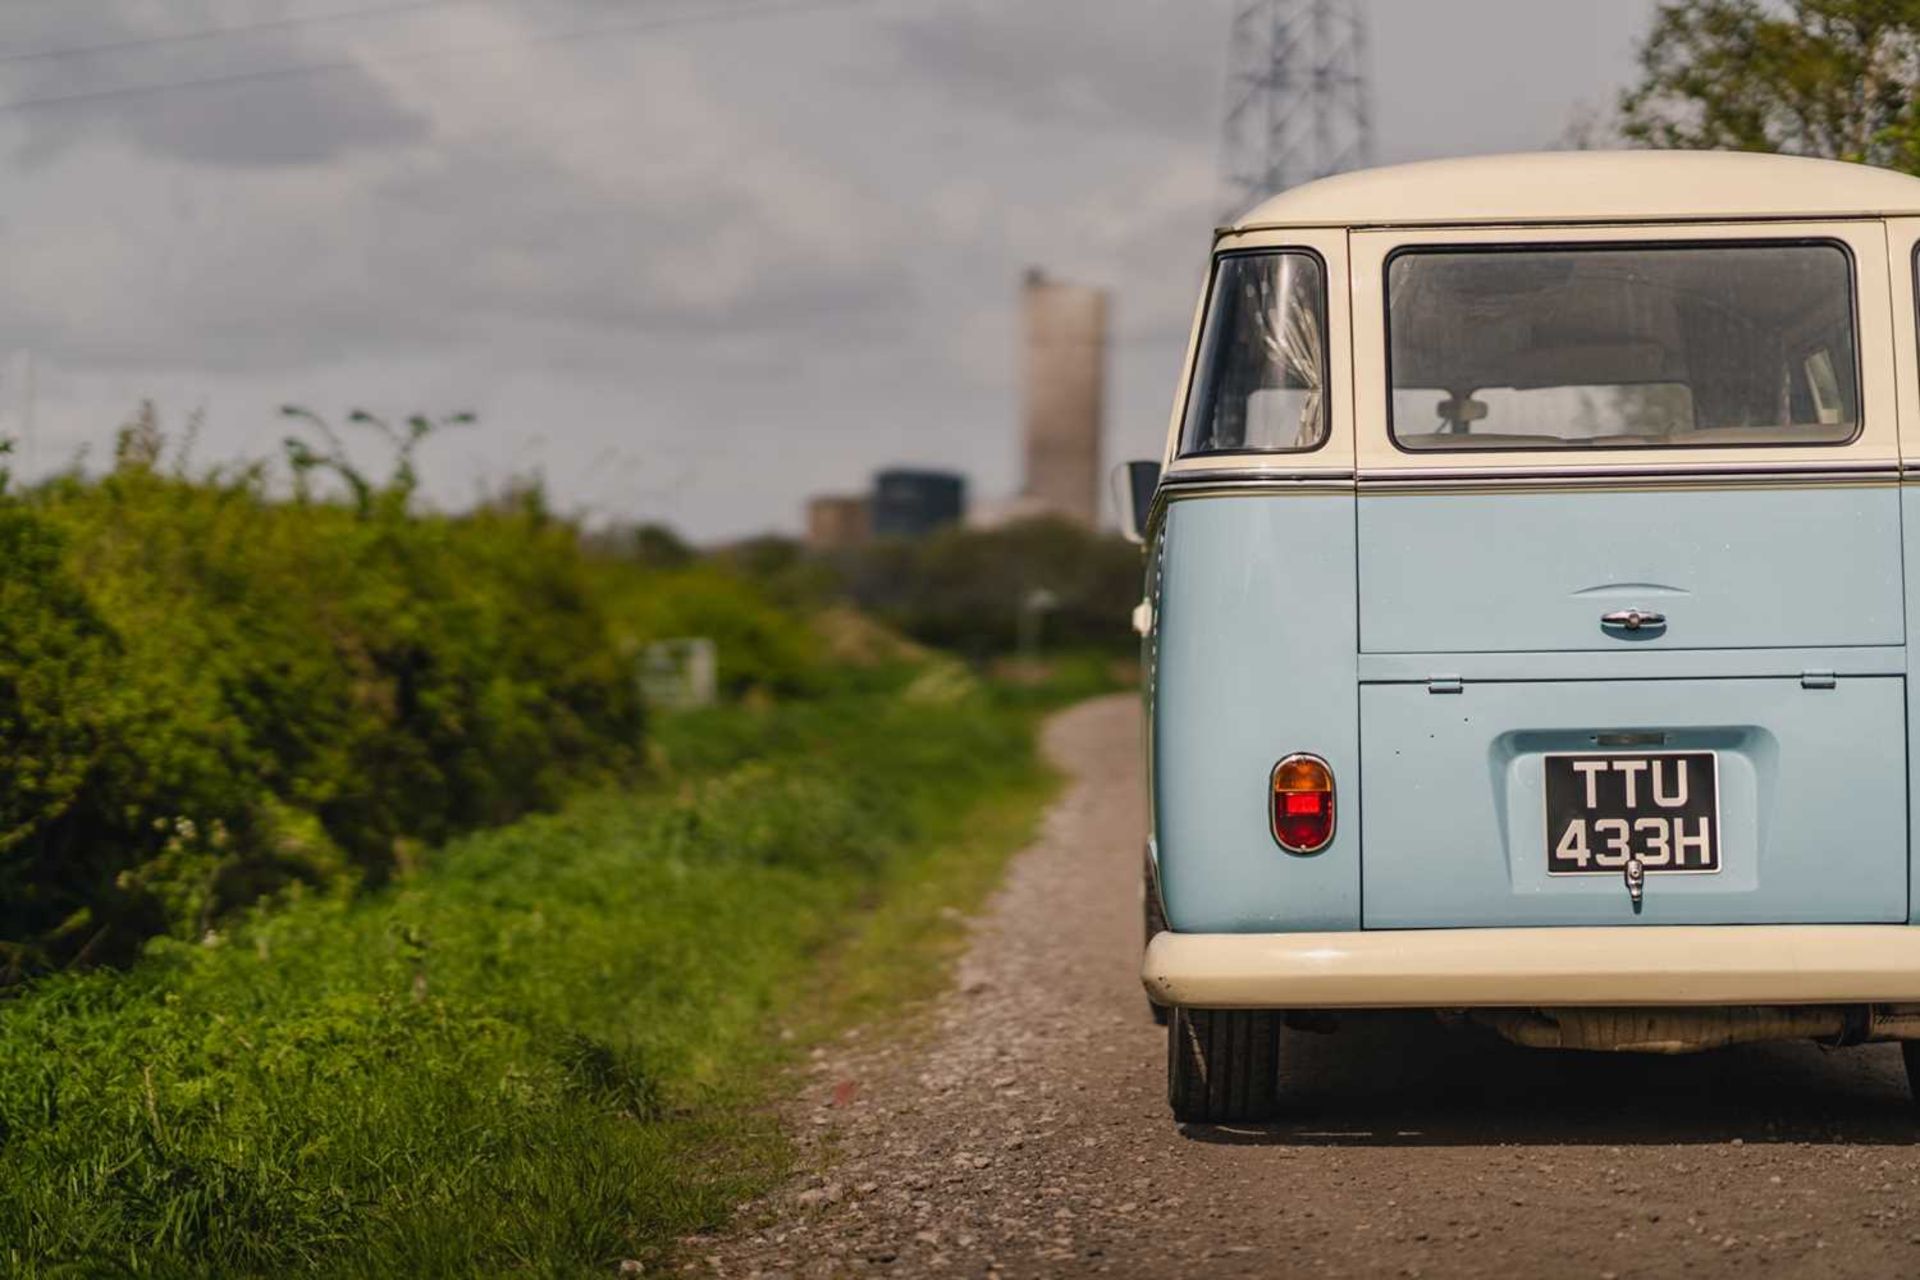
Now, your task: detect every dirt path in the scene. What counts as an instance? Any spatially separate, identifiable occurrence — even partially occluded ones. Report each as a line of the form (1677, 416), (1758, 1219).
(707, 694), (1920, 1278)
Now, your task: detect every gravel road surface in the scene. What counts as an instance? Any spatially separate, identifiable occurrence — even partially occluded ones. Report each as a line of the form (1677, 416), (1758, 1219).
(707, 694), (1920, 1278)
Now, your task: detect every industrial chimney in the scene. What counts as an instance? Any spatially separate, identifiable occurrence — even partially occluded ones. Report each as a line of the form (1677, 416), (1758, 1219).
(1020, 269), (1108, 528)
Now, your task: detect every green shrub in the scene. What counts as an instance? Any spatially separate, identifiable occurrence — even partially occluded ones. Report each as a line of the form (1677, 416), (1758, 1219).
(781, 518), (1142, 659)
(0, 505), (135, 975)
(0, 449), (651, 974)
(600, 564), (824, 697)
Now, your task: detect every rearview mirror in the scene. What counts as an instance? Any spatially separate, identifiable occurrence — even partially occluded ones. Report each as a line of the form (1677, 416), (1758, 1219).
(1112, 460), (1161, 545)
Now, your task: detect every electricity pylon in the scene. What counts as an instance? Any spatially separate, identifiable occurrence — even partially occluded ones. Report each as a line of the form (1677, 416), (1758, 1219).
(1220, 0), (1375, 214)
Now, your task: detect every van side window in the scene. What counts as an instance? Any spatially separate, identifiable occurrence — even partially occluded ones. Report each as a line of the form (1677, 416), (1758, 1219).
(1387, 242), (1859, 451)
(1179, 251), (1329, 456)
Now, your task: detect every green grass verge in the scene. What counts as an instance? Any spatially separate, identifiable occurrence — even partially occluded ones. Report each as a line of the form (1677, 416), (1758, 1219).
(0, 675), (1080, 1277)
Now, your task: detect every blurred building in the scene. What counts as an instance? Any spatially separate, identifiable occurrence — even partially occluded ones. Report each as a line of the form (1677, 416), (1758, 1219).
(1020, 269), (1108, 527)
(872, 468), (966, 538)
(805, 494), (871, 549)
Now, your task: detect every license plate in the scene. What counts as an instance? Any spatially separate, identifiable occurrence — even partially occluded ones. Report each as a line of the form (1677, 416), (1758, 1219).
(1543, 752), (1720, 875)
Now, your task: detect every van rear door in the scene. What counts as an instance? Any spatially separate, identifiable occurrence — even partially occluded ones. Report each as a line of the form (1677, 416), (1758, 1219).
(1348, 222), (1907, 928)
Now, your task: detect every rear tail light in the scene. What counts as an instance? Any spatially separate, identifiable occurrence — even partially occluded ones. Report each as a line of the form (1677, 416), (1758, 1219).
(1271, 754), (1335, 854)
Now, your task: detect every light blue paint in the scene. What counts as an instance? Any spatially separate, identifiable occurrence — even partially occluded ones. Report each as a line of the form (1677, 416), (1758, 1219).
(1141, 531), (1164, 900)
(1904, 486), (1920, 925)
(1152, 494), (1359, 932)
(1358, 485), (1905, 654)
(1360, 676), (1907, 927)
(1358, 645), (1906, 684)
(1154, 486), (1914, 938)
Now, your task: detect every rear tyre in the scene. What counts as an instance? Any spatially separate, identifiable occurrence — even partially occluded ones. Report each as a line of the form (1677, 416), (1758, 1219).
(1144, 854), (1169, 1027)
(1902, 1041), (1920, 1109)
(1167, 1007), (1283, 1123)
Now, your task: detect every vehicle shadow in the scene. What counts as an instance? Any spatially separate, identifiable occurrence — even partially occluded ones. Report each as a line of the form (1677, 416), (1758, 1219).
(1181, 1011), (1919, 1148)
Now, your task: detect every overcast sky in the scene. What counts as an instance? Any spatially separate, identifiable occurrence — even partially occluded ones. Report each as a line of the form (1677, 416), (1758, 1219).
(0, 0), (1660, 539)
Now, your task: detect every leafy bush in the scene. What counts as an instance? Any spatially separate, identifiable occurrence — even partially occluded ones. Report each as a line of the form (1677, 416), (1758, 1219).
(828, 517), (1142, 658)
(0, 406), (869, 975)
(0, 456), (653, 974)
(596, 563), (823, 698)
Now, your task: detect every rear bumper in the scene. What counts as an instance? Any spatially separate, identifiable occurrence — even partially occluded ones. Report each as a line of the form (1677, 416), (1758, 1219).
(1143, 926), (1920, 1009)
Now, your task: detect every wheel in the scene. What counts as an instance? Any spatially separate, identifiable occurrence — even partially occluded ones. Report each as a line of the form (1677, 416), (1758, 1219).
(1144, 853), (1169, 1026)
(1167, 1007), (1283, 1123)
(1902, 1041), (1920, 1107)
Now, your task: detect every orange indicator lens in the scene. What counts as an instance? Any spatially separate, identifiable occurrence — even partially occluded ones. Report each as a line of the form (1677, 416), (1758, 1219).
(1271, 754), (1335, 854)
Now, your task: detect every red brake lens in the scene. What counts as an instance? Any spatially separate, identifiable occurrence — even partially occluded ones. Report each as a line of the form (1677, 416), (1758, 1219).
(1271, 754), (1335, 854)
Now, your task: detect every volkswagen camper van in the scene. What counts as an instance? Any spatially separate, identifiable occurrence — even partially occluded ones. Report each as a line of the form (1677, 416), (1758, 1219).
(1128, 151), (1920, 1123)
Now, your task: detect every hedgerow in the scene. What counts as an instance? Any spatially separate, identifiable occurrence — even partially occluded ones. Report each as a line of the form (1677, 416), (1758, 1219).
(0, 412), (821, 977)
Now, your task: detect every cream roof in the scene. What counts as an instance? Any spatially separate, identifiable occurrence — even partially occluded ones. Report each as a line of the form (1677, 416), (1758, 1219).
(1232, 150), (1920, 229)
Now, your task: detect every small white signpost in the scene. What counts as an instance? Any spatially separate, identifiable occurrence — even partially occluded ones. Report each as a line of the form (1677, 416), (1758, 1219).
(638, 638), (717, 710)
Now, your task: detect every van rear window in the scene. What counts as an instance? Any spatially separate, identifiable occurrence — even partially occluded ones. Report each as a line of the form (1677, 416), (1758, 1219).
(1387, 242), (1858, 451)
(1180, 251), (1329, 456)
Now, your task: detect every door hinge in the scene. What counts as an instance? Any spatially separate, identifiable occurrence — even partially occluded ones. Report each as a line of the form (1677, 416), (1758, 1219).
(1801, 669), (1837, 690)
(1427, 675), (1463, 694)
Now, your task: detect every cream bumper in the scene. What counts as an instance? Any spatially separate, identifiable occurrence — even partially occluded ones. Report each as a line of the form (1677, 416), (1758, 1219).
(1142, 925), (1920, 1009)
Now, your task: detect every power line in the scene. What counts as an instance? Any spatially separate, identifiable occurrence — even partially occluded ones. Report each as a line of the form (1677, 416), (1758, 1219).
(0, 0), (872, 115)
(0, 1), (466, 69)
(1219, 0), (1374, 212)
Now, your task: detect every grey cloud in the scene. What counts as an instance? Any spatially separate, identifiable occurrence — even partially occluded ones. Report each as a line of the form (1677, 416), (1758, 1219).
(1, 2), (429, 169)
(879, 0), (1225, 140)
(0, 0), (1667, 541)
(105, 65), (429, 168)
(367, 140), (917, 344)
(0, 83), (922, 379)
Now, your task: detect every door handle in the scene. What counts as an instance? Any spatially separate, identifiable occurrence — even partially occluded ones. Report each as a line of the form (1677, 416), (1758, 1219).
(1600, 609), (1666, 633)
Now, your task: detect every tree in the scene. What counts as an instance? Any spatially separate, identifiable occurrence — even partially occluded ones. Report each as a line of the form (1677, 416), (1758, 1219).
(1620, 0), (1920, 172)
(832, 517), (1140, 658)
(629, 522), (693, 569)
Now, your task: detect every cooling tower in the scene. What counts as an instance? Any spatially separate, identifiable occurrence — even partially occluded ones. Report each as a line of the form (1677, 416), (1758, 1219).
(1020, 270), (1108, 527)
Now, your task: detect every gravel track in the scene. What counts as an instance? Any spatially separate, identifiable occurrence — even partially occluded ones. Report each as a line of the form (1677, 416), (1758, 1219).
(707, 694), (1920, 1278)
